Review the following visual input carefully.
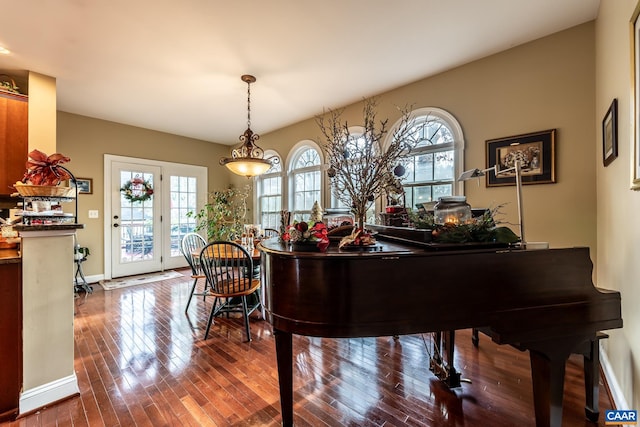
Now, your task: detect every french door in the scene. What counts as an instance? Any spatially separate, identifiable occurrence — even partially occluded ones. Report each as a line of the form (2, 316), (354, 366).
(105, 155), (207, 279)
(110, 162), (162, 277)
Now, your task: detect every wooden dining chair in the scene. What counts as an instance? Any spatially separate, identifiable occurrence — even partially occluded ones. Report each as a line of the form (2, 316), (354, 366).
(180, 232), (207, 313)
(199, 241), (262, 341)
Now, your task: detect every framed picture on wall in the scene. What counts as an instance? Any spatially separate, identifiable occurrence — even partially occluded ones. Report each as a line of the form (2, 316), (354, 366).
(631, 2), (640, 188)
(485, 129), (556, 187)
(74, 178), (93, 194)
(603, 98), (618, 167)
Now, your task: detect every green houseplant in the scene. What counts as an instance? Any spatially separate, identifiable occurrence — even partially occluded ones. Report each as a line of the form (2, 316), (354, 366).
(188, 185), (250, 242)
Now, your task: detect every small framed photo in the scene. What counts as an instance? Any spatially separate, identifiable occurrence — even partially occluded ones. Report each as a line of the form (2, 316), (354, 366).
(485, 129), (556, 187)
(603, 99), (618, 167)
(74, 178), (93, 194)
(631, 2), (640, 188)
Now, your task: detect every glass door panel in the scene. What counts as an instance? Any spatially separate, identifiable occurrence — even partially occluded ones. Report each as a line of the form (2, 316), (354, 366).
(111, 162), (162, 277)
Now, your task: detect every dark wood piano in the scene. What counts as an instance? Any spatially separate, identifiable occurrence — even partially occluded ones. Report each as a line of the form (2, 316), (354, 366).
(258, 238), (622, 427)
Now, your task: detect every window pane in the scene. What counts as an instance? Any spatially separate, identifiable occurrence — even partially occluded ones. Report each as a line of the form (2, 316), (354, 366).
(414, 186), (433, 206)
(295, 149), (320, 168)
(304, 172), (314, 189)
(404, 191), (413, 210)
(414, 153), (433, 182)
(257, 168), (282, 230)
(434, 150), (454, 180)
(294, 190), (304, 211)
(169, 174), (198, 256)
(433, 184), (452, 200)
(415, 118), (455, 147)
(404, 159), (416, 182)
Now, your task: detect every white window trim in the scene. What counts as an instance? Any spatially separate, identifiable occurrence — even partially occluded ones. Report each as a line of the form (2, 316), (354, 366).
(254, 149), (284, 226)
(286, 140), (324, 219)
(384, 106), (465, 200)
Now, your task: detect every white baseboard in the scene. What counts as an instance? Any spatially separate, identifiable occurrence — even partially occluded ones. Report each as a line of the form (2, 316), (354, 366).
(83, 273), (103, 284)
(19, 374), (80, 415)
(600, 341), (628, 410)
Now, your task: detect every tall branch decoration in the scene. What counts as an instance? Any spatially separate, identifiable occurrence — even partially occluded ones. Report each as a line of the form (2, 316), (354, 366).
(316, 97), (422, 229)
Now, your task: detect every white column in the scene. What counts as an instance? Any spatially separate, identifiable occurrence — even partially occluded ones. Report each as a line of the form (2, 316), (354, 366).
(18, 228), (79, 414)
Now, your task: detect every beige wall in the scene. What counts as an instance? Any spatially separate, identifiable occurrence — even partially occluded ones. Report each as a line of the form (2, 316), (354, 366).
(27, 72), (56, 153)
(259, 22), (597, 252)
(56, 112), (232, 276)
(595, 0), (640, 411)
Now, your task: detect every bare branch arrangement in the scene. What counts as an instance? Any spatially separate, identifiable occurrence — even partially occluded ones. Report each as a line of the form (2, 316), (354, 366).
(316, 97), (422, 228)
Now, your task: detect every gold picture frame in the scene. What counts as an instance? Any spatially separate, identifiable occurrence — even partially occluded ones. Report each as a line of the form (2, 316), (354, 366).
(631, 2), (640, 188)
(603, 99), (618, 167)
(73, 178), (93, 194)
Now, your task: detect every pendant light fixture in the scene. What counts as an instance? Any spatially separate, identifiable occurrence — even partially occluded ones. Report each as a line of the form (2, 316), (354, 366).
(220, 74), (272, 178)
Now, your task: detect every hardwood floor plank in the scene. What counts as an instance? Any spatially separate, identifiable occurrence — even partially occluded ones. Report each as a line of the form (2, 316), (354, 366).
(179, 395), (217, 427)
(142, 402), (169, 427)
(145, 383), (184, 425)
(0, 268), (618, 426)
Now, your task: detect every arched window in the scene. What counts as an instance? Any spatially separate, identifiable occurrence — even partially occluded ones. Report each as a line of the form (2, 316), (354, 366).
(288, 143), (322, 222)
(392, 107), (464, 210)
(256, 150), (282, 229)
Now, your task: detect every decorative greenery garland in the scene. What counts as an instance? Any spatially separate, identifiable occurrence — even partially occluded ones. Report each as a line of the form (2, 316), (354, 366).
(408, 204), (520, 244)
(120, 176), (154, 203)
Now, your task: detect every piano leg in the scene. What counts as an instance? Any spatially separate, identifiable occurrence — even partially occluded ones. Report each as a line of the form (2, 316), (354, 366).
(429, 331), (462, 388)
(582, 332), (608, 422)
(529, 350), (567, 427)
(274, 329), (294, 427)
(443, 331), (462, 388)
(471, 328), (479, 347)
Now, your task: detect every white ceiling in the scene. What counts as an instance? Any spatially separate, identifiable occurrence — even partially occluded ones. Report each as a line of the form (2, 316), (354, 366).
(0, 0), (600, 146)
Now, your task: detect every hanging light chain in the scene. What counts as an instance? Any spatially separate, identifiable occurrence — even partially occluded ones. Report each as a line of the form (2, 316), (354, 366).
(220, 74), (272, 178)
(246, 78), (252, 129)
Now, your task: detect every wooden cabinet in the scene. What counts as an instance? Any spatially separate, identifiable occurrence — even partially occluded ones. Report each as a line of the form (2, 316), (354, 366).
(0, 91), (28, 194)
(0, 259), (22, 421)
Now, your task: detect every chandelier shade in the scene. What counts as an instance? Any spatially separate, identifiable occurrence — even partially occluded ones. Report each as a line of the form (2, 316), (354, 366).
(221, 155), (272, 176)
(220, 74), (272, 178)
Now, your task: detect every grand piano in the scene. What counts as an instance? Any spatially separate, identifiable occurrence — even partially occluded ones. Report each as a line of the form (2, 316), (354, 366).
(258, 238), (622, 427)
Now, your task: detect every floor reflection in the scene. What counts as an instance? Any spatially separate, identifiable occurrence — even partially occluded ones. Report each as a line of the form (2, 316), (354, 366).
(119, 290), (159, 382)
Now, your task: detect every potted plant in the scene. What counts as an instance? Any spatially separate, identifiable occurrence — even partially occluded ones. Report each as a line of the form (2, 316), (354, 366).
(188, 185), (250, 242)
(74, 245), (90, 261)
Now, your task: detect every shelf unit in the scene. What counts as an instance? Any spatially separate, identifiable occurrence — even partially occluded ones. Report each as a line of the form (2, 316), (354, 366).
(18, 195), (76, 225)
(14, 166), (79, 226)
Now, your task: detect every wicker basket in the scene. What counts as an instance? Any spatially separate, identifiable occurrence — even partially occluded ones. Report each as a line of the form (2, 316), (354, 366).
(14, 184), (74, 197)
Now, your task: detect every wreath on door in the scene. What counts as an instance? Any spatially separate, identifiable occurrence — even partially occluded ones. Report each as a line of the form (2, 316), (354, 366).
(120, 176), (154, 203)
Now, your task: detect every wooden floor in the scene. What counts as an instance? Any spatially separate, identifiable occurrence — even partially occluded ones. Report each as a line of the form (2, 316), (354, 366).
(3, 268), (617, 427)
